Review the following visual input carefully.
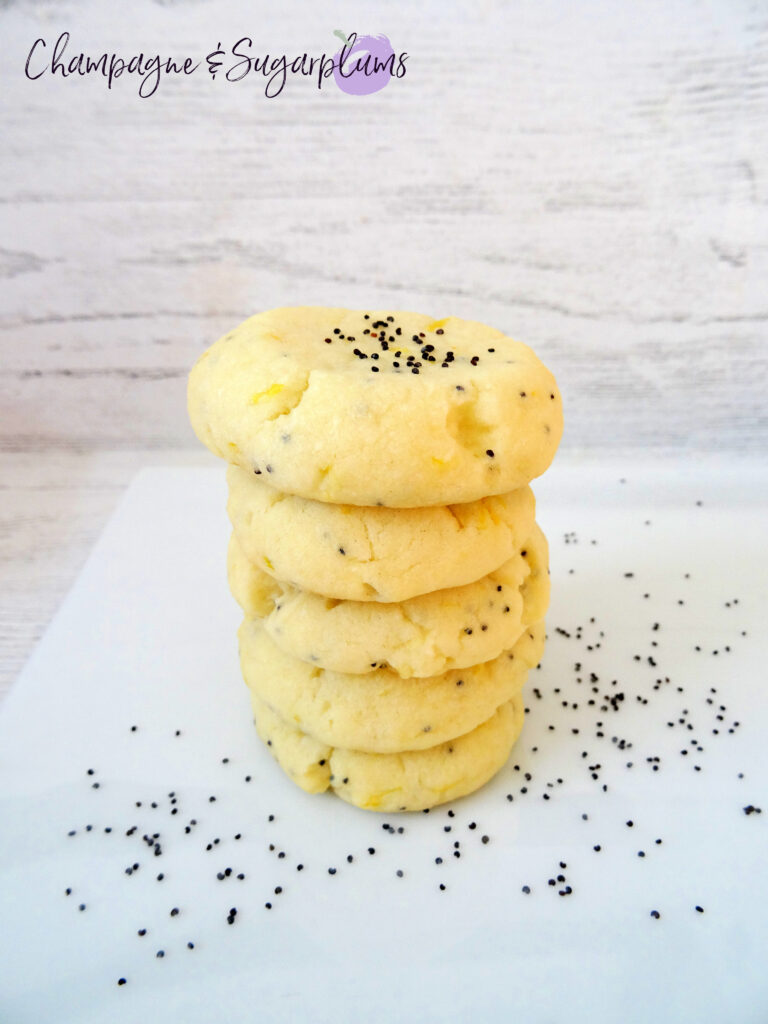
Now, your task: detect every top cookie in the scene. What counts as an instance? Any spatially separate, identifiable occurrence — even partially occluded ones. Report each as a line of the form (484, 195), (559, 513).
(188, 307), (562, 507)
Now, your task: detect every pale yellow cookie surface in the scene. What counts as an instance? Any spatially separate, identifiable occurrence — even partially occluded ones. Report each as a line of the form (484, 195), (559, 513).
(253, 700), (331, 795)
(238, 618), (545, 753)
(251, 692), (525, 812)
(188, 307), (562, 506)
(227, 464), (536, 602)
(229, 524), (549, 678)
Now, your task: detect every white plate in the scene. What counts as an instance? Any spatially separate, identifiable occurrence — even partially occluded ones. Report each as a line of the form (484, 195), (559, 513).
(1, 459), (767, 1024)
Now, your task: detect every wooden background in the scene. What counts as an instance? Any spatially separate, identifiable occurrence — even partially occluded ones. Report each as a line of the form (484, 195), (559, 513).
(1, 0), (766, 697)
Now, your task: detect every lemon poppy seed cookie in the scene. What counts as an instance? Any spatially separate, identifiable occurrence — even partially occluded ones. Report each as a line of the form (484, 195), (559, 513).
(238, 618), (545, 753)
(189, 304), (562, 811)
(229, 525), (549, 678)
(518, 525), (551, 627)
(251, 692), (526, 812)
(227, 464), (536, 602)
(252, 700), (332, 795)
(332, 695), (526, 812)
(188, 307), (563, 506)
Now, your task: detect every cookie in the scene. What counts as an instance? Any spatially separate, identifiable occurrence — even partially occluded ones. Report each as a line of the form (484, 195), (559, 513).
(227, 464), (536, 602)
(238, 618), (545, 753)
(188, 307), (562, 506)
(226, 530), (279, 619)
(251, 692), (525, 812)
(229, 524), (549, 678)
(252, 698), (331, 795)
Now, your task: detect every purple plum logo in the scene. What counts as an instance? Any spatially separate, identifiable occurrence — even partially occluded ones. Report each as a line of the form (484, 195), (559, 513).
(333, 30), (398, 95)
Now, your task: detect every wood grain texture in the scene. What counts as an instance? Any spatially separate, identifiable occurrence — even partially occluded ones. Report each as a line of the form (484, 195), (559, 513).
(1, 0), (767, 698)
(1, 0), (766, 453)
(0, 449), (212, 700)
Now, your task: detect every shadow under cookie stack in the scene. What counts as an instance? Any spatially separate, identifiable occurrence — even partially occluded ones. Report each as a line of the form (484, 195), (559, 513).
(188, 307), (562, 812)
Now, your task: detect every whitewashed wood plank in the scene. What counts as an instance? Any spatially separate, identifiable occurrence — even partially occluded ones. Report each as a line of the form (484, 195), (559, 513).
(1, 0), (766, 454)
(1, 0), (767, 697)
(0, 449), (214, 701)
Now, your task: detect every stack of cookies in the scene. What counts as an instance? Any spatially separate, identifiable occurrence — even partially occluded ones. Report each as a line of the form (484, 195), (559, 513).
(188, 307), (562, 812)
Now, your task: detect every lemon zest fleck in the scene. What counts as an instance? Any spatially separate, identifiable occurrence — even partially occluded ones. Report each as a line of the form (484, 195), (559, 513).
(362, 788), (401, 809)
(249, 382), (285, 404)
